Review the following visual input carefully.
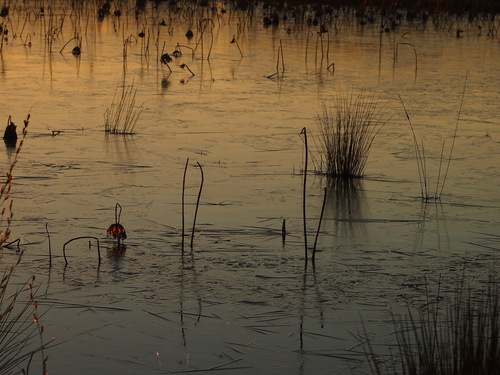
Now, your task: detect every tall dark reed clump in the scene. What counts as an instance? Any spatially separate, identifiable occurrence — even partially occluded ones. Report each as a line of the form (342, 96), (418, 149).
(315, 91), (389, 178)
(364, 276), (500, 375)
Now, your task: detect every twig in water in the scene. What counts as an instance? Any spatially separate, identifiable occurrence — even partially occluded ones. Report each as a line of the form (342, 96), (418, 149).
(63, 236), (101, 266)
(180, 63), (195, 76)
(230, 35), (243, 58)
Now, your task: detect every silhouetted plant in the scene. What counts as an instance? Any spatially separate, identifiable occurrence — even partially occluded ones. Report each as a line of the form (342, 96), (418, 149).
(315, 91), (389, 178)
(104, 82), (144, 135)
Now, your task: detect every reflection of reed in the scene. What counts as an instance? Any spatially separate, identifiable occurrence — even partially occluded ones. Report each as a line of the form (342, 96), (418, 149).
(325, 177), (367, 239)
(413, 202), (450, 253)
(298, 267), (325, 369)
(179, 253), (203, 348)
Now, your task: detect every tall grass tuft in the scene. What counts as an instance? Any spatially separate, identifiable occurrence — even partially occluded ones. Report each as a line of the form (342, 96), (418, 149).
(364, 277), (500, 375)
(104, 83), (145, 135)
(315, 91), (389, 178)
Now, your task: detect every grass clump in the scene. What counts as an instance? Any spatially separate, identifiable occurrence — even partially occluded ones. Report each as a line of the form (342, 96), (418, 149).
(104, 83), (145, 135)
(364, 277), (500, 375)
(315, 91), (389, 178)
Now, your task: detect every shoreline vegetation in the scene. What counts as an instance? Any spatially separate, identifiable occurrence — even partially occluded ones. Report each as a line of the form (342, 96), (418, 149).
(0, 0), (498, 374)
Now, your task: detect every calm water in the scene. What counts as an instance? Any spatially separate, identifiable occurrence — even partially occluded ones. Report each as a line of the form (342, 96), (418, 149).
(1, 1), (499, 374)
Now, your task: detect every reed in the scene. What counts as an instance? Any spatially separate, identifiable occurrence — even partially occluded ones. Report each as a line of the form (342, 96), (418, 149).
(365, 276), (500, 375)
(104, 82), (145, 135)
(399, 72), (467, 201)
(181, 157), (189, 254)
(190, 161), (204, 251)
(315, 91), (389, 178)
(300, 127), (308, 268)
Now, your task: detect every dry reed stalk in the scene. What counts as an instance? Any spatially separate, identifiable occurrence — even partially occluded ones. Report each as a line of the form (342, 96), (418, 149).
(190, 161), (204, 250)
(194, 18), (215, 60)
(438, 71), (468, 199)
(230, 35), (243, 58)
(181, 157), (189, 254)
(267, 39), (285, 79)
(62, 236), (101, 266)
(315, 91), (389, 178)
(312, 187), (327, 266)
(399, 71), (467, 201)
(300, 127), (308, 268)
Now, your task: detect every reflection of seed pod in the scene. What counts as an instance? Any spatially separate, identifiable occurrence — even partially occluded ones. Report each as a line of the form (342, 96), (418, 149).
(185, 29), (193, 39)
(138, 31), (145, 38)
(107, 223), (127, 241)
(172, 50), (182, 57)
(107, 243), (127, 257)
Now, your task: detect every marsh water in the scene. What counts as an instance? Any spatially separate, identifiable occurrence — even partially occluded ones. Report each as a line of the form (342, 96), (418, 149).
(1, 1), (499, 374)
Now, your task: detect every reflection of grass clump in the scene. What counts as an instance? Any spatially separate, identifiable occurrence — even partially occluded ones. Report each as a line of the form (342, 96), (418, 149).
(315, 91), (389, 178)
(104, 83), (145, 135)
(365, 278), (500, 375)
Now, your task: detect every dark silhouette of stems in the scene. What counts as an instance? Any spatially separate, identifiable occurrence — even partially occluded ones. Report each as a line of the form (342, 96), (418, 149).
(190, 162), (204, 250)
(63, 236), (101, 266)
(181, 157), (189, 254)
(312, 187), (327, 266)
(300, 127), (308, 268)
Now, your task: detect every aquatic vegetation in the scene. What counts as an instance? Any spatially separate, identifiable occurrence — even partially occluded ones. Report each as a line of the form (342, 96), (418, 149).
(364, 277), (500, 375)
(0, 114), (51, 374)
(315, 91), (389, 178)
(104, 82), (145, 135)
(399, 72), (467, 201)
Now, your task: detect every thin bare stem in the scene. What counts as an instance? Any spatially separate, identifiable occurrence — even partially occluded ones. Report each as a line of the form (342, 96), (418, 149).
(181, 158), (189, 254)
(190, 162), (204, 250)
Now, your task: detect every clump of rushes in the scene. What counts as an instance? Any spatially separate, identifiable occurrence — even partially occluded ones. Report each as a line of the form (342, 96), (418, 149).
(315, 91), (390, 178)
(104, 83), (145, 135)
(365, 277), (500, 375)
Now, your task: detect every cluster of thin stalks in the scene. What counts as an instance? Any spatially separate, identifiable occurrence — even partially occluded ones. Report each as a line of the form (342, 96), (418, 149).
(0, 114), (52, 374)
(104, 82), (144, 135)
(399, 72), (467, 201)
(364, 276), (500, 375)
(315, 91), (389, 178)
